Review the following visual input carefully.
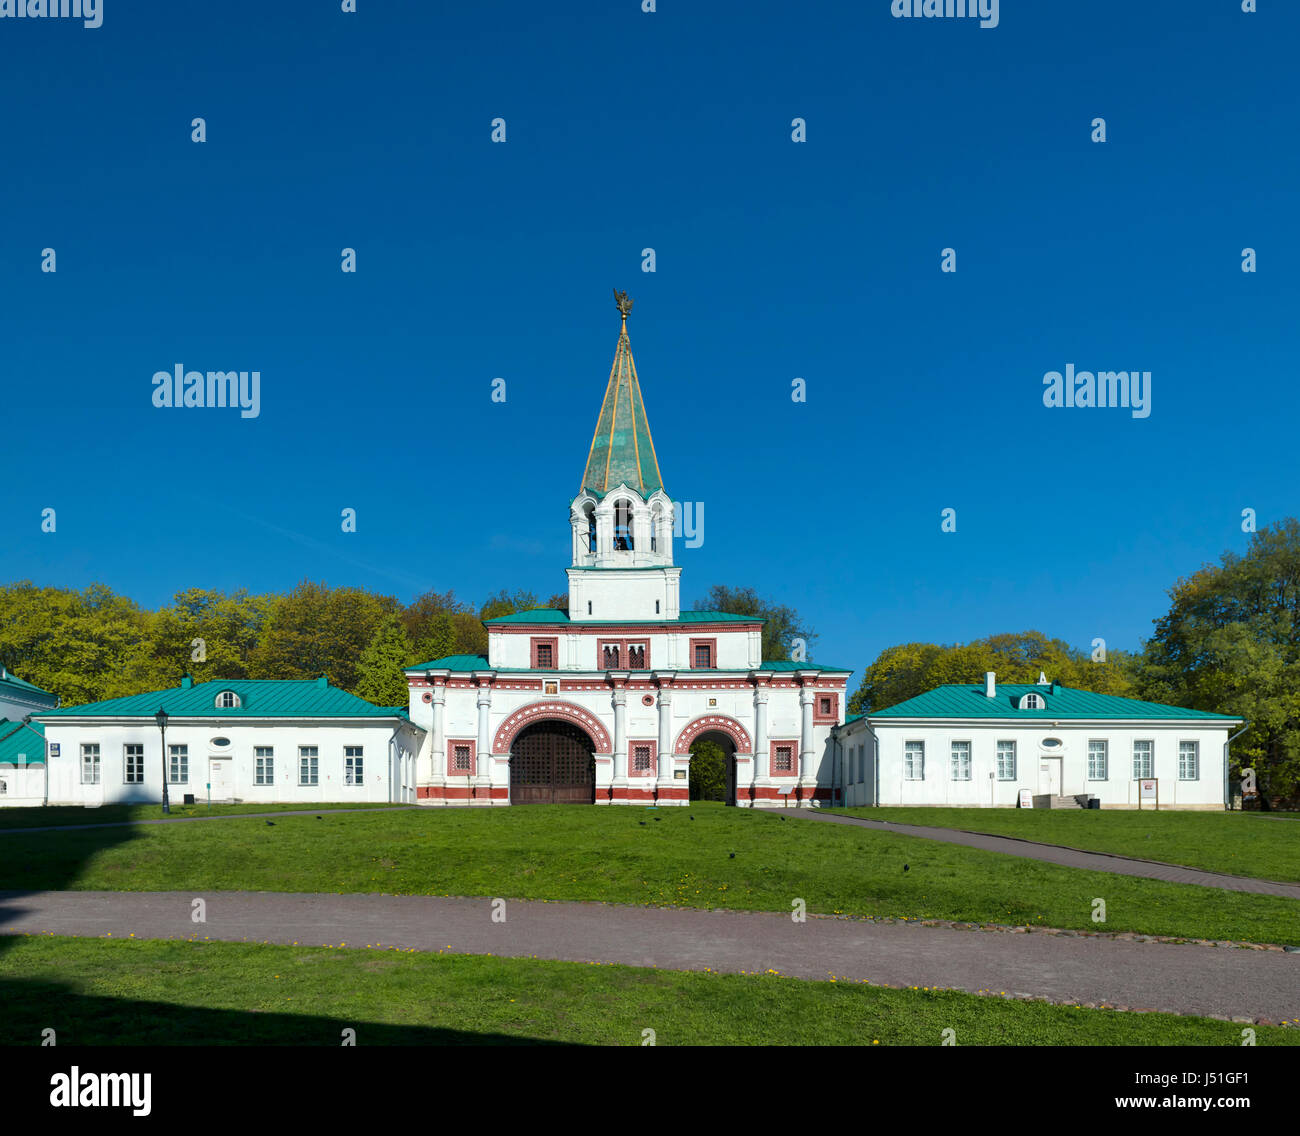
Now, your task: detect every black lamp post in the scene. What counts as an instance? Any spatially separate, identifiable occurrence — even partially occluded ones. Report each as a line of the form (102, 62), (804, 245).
(155, 707), (170, 815)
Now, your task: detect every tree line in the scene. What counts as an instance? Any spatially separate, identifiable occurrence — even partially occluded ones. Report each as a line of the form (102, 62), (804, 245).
(2, 520), (1296, 800)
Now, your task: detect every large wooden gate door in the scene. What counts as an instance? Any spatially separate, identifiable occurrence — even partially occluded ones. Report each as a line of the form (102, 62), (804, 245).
(510, 721), (596, 804)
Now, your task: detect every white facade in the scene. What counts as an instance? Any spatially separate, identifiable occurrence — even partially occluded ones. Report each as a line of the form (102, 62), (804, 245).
(406, 305), (851, 806)
(36, 719), (421, 807)
(836, 676), (1241, 810)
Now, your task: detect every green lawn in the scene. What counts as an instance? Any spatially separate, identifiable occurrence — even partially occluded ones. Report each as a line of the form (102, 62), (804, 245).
(0, 801), (413, 830)
(0, 935), (1292, 1046)
(823, 807), (1300, 883)
(1, 804), (1297, 945)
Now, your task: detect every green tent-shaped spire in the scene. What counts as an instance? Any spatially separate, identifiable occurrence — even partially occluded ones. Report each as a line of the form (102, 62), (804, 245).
(580, 291), (665, 499)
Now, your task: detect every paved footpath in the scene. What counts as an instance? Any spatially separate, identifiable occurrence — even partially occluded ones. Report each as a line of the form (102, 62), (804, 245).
(788, 811), (1300, 899)
(0, 890), (1294, 1022)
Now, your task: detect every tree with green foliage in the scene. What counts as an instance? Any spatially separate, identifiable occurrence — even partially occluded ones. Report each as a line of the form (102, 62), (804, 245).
(145, 588), (272, 688)
(355, 614), (416, 707)
(689, 738), (729, 801)
(848, 630), (1136, 716)
(694, 585), (816, 662)
(1133, 519), (1300, 806)
(250, 581), (399, 691)
(0, 582), (156, 705)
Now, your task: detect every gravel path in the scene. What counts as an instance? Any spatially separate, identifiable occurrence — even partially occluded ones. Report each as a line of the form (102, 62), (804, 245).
(789, 810), (1300, 898)
(1, 890), (1294, 1022)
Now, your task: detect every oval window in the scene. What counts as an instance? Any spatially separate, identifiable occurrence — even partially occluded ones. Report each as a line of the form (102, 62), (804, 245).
(211, 737), (231, 748)
(1041, 737), (1062, 749)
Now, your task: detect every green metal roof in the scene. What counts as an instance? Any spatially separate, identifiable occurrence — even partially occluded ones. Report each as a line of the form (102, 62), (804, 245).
(407, 654), (492, 672)
(580, 309), (665, 500)
(0, 719), (45, 765)
(37, 678), (408, 719)
(0, 668), (58, 708)
(869, 683), (1241, 722)
(482, 608), (762, 626)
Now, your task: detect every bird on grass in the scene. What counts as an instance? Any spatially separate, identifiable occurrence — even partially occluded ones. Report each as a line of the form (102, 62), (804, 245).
(265, 820), (275, 827)
(903, 864), (909, 872)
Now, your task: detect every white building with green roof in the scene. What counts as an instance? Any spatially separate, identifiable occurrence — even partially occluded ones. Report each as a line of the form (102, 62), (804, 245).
(31, 677), (424, 807)
(404, 294), (853, 806)
(0, 669), (59, 806)
(833, 672), (1244, 810)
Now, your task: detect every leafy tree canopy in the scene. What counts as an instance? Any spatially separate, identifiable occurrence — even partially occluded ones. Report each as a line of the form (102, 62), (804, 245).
(848, 630), (1136, 716)
(694, 585), (817, 662)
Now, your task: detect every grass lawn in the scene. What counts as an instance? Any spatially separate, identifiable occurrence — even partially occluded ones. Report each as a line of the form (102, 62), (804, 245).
(0, 804), (1297, 945)
(823, 807), (1300, 883)
(0, 802), (413, 830)
(0, 935), (1293, 1046)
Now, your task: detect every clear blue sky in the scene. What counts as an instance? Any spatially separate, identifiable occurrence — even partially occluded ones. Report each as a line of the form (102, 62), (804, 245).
(2, 1), (1295, 676)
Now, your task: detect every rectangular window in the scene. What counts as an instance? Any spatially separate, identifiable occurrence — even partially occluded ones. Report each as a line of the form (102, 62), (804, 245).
(81, 743), (101, 784)
(996, 740), (1016, 781)
(627, 643), (647, 669)
(633, 744), (652, 773)
(904, 740), (925, 780)
(255, 746), (274, 785)
(124, 743), (145, 784)
(601, 643), (621, 669)
(950, 741), (972, 781)
(299, 746), (319, 786)
(345, 745), (364, 785)
(774, 744), (794, 773)
(452, 744), (472, 773)
(168, 744), (189, 784)
(1178, 740), (1199, 781)
(694, 645), (711, 668)
(1132, 739), (1153, 780)
(1088, 739), (1108, 781)
(535, 643), (553, 668)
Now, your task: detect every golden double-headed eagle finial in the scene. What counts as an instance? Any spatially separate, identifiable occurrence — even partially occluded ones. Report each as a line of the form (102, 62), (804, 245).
(613, 289), (633, 321)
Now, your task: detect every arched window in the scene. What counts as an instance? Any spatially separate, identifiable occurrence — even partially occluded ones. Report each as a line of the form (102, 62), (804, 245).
(613, 499), (634, 551)
(215, 690), (241, 709)
(650, 506), (660, 553)
(1021, 693), (1044, 709)
(583, 502), (597, 553)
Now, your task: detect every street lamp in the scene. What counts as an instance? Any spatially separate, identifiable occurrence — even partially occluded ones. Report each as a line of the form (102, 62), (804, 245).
(155, 707), (170, 815)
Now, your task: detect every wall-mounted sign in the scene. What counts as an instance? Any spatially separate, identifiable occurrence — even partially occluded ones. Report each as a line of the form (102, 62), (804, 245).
(48, 743), (60, 757)
(673, 769), (686, 780)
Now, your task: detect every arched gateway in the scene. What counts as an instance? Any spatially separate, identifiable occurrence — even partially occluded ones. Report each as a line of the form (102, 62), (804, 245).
(510, 720), (597, 804)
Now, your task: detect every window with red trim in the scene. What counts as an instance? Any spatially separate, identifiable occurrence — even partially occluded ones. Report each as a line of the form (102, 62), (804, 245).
(530, 637), (559, 670)
(689, 638), (717, 669)
(447, 739), (476, 776)
(770, 741), (798, 776)
(629, 740), (657, 777)
(813, 692), (840, 723)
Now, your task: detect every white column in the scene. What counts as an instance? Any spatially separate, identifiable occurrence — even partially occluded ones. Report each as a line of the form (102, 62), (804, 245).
(476, 685), (492, 781)
(612, 685), (628, 785)
(656, 684), (674, 792)
(799, 686), (815, 784)
(430, 684), (446, 781)
(753, 685), (769, 782)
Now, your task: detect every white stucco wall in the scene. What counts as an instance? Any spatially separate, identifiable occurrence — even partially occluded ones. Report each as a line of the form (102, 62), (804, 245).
(835, 718), (1233, 809)
(34, 718), (423, 807)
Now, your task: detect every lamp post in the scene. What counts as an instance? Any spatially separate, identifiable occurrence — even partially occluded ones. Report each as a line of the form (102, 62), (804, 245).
(155, 707), (170, 815)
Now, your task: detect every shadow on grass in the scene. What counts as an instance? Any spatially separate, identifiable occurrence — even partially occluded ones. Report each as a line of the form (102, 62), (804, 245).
(0, 982), (570, 1045)
(0, 808), (553, 1046)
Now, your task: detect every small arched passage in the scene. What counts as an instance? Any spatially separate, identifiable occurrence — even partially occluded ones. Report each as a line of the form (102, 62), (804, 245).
(689, 729), (738, 805)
